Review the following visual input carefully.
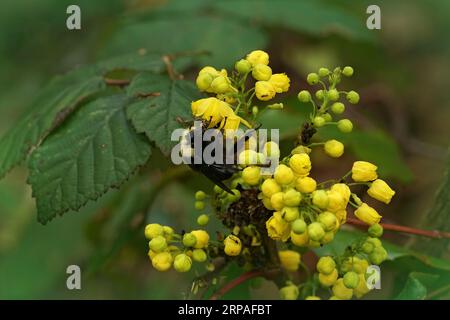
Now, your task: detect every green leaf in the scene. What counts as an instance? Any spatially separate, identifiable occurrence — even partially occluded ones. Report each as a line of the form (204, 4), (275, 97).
(27, 94), (152, 224)
(395, 272), (437, 300)
(0, 52), (169, 180)
(101, 16), (268, 67)
(211, 0), (376, 42)
(126, 73), (202, 155)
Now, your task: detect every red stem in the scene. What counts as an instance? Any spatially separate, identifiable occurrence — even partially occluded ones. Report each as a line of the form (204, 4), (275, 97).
(346, 217), (450, 239)
(209, 270), (266, 300)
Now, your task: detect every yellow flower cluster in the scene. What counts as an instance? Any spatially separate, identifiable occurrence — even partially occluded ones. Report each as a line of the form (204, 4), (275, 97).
(144, 223), (210, 272)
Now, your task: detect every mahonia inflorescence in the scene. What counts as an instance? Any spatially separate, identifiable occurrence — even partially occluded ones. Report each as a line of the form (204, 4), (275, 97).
(144, 50), (396, 300)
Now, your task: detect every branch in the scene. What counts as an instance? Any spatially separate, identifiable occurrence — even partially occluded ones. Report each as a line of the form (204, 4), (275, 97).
(346, 217), (450, 239)
(209, 269), (267, 300)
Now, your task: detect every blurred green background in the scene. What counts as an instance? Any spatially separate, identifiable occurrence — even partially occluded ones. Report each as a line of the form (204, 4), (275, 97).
(0, 0), (449, 299)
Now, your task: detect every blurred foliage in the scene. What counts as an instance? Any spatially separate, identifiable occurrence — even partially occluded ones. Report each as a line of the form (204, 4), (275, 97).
(0, 0), (449, 300)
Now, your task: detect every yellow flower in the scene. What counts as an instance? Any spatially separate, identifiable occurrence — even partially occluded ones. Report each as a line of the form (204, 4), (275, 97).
(326, 190), (346, 212)
(290, 230), (309, 247)
(274, 164), (295, 185)
(246, 50), (269, 66)
(305, 296), (321, 300)
(354, 203), (382, 226)
(255, 81), (276, 101)
(280, 283), (299, 300)
(324, 139), (344, 158)
(199, 66), (221, 78)
(151, 252), (173, 271)
(352, 161), (378, 182)
(191, 230), (210, 248)
(242, 166), (261, 185)
(252, 64), (272, 81)
(312, 190), (329, 209)
(173, 253), (192, 272)
(239, 149), (258, 166)
(196, 72), (213, 91)
(332, 279), (353, 300)
(283, 189), (302, 207)
(296, 177), (317, 193)
(367, 179), (395, 204)
(266, 212), (291, 241)
(210, 75), (232, 94)
(261, 178), (281, 198)
(263, 141), (280, 159)
(319, 268), (338, 287)
(224, 235), (242, 256)
(278, 250), (301, 272)
(335, 209), (347, 225)
(191, 97), (233, 127)
(270, 192), (285, 211)
(354, 274), (371, 298)
(269, 73), (290, 93)
(330, 183), (351, 203)
(289, 153), (311, 177)
(145, 223), (164, 239)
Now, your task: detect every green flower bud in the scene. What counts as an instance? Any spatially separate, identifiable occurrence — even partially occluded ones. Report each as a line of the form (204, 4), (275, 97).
(312, 190), (329, 209)
(327, 89), (340, 101)
(331, 102), (345, 114)
(317, 256), (336, 275)
(366, 237), (382, 248)
(313, 116), (325, 127)
(318, 67), (330, 77)
(252, 106), (259, 116)
(192, 249), (207, 262)
(195, 201), (205, 210)
(346, 90), (360, 104)
(281, 207), (300, 222)
(235, 59), (252, 74)
(149, 235), (168, 252)
(361, 241), (374, 254)
(315, 89), (324, 100)
(267, 103), (284, 110)
(292, 219), (307, 234)
(279, 283), (299, 300)
(368, 223), (384, 238)
(283, 189), (302, 207)
(195, 191), (206, 201)
(308, 222), (325, 241)
(214, 185), (223, 194)
(183, 233), (197, 247)
(342, 66), (354, 77)
(369, 246), (388, 265)
(297, 90), (311, 102)
(307, 73), (319, 85)
(343, 271), (360, 289)
(197, 214), (209, 226)
(337, 119), (353, 133)
(323, 113), (333, 122)
(174, 253), (192, 272)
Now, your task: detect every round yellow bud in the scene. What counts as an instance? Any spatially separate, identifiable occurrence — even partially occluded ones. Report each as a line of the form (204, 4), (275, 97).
(151, 252), (173, 271)
(255, 81), (276, 101)
(263, 141), (280, 159)
(192, 249), (207, 262)
(295, 177), (317, 193)
(174, 253), (192, 272)
(223, 235), (242, 256)
(199, 66), (220, 77)
(324, 139), (344, 158)
(332, 279), (353, 300)
(281, 207), (300, 222)
(290, 230), (309, 246)
(239, 149), (258, 166)
(354, 203), (382, 226)
(149, 235), (168, 252)
(312, 190), (329, 209)
(196, 72), (213, 91)
(278, 250), (301, 272)
(280, 284), (299, 300)
(210, 75), (230, 94)
(145, 223), (164, 239)
(235, 59), (252, 74)
(274, 164), (295, 185)
(252, 64), (272, 81)
(352, 161), (378, 182)
(246, 50), (269, 66)
(326, 190), (346, 212)
(319, 268), (338, 287)
(261, 178), (281, 198)
(317, 256), (336, 274)
(331, 183), (351, 203)
(318, 212), (337, 231)
(268, 73), (290, 93)
(283, 189), (302, 206)
(367, 179), (396, 204)
(191, 230), (210, 249)
(270, 192), (285, 211)
(266, 212), (291, 241)
(289, 153), (311, 177)
(262, 196), (274, 210)
(242, 166), (261, 185)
